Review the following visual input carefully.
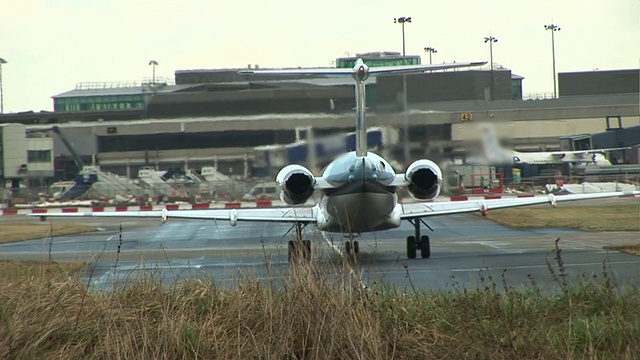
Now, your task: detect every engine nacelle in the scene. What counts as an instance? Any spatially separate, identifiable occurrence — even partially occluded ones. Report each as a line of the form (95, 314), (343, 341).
(275, 165), (316, 205)
(404, 159), (442, 200)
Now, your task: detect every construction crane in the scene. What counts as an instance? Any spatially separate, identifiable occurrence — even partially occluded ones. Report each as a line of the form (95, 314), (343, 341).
(51, 126), (85, 171)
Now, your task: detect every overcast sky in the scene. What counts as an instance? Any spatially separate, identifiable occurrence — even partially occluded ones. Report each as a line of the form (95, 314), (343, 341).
(1, 0), (639, 113)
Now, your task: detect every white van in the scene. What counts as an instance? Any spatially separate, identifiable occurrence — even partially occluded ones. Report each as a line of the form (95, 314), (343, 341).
(241, 182), (280, 201)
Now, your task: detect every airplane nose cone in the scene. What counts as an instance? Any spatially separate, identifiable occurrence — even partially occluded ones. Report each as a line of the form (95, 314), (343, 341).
(352, 64), (369, 82)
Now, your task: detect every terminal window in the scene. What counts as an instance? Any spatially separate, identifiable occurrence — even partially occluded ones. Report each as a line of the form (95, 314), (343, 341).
(27, 150), (52, 163)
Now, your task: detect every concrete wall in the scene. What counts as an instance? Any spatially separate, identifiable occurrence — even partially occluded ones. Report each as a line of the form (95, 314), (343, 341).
(451, 117), (640, 150)
(452, 117), (639, 140)
(559, 69), (639, 96)
(1, 124), (28, 178)
(27, 137), (54, 178)
(405, 93), (639, 113)
(377, 70), (514, 105)
(147, 87), (354, 117)
(20, 99), (639, 178)
(53, 135), (97, 157)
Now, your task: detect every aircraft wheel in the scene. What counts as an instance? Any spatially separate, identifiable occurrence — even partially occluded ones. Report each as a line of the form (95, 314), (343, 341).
(407, 236), (417, 259)
(420, 235), (431, 259)
(288, 240), (296, 262)
(345, 241), (352, 255)
(353, 240), (360, 255)
(303, 240), (312, 260)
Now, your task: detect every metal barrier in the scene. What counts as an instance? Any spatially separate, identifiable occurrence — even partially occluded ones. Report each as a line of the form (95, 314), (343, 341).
(0, 180), (252, 208)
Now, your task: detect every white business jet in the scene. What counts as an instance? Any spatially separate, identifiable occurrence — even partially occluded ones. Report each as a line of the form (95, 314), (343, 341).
(32, 60), (638, 260)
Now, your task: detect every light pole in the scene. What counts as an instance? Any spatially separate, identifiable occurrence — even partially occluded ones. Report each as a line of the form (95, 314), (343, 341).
(394, 16), (412, 163)
(423, 46), (437, 65)
(148, 60), (158, 85)
(393, 16), (412, 56)
(544, 24), (561, 98)
(484, 36), (498, 100)
(483, 36), (498, 70)
(0, 57), (6, 113)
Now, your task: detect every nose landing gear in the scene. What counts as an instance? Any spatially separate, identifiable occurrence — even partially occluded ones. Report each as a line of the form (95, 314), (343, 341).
(406, 218), (432, 259)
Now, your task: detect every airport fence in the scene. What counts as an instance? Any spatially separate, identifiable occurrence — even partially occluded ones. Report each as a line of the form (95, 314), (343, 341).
(506, 173), (640, 193)
(0, 180), (253, 208)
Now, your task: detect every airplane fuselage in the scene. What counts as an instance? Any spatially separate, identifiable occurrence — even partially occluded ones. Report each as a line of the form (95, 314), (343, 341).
(312, 151), (402, 233)
(481, 125), (614, 166)
(512, 151), (611, 165)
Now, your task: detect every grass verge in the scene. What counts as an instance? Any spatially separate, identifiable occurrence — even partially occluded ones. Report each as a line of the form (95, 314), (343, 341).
(604, 244), (640, 256)
(0, 257), (639, 359)
(0, 260), (86, 282)
(481, 205), (640, 231)
(0, 223), (97, 244)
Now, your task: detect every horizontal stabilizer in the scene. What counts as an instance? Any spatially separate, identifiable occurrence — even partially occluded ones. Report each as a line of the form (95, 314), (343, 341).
(238, 61), (487, 78)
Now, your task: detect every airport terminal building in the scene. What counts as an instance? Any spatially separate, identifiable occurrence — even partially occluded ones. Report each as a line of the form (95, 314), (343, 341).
(0, 53), (638, 186)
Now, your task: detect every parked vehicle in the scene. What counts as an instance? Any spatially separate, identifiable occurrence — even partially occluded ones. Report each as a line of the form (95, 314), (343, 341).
(241, 182), (279, 201)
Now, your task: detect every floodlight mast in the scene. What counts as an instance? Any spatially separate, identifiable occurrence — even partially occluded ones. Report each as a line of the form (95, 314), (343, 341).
(0, 57), (7, 113)
(423, 46), (437, 65)
(544, 24), (561, 98)
(394, 16), (412, 163)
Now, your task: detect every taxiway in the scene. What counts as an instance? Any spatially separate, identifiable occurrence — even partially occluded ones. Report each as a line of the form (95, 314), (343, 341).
(1, 197), (638, 292)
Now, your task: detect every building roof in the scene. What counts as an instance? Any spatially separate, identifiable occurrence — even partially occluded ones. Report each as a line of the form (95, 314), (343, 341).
(52, 84), (201, 99)
(24, 113), (348, 131)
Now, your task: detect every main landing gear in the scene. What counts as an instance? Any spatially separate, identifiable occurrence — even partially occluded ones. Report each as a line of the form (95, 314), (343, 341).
(288, 222), (311, 262)
(406, 218), (431, 259)
(344, 236), (359, 258)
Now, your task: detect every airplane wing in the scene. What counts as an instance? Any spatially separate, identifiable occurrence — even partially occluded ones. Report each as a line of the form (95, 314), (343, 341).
(388, 174), (409, 187)
(29, 192), (637, 225)
(314, 177), (338, 190)
(399, 191), (638, 219)
(29, 206), (317, 224)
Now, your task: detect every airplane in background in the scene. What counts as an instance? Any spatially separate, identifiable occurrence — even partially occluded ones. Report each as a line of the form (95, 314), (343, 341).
(478, 125), (630, 166)
(32, 59), (639, 261)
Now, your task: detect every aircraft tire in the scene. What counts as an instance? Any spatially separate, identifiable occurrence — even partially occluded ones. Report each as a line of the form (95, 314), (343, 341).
(345, 241), (352, 255)
(420, 235), (431, 259)
(303, 240), (311, 260)
(407, 236), (417, 259)
(353, 240), (359, 254)
(288, 240), (296, 262)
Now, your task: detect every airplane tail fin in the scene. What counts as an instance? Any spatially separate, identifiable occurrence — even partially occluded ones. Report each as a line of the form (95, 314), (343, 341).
(354, 80), (367, 156)
(591, 153), (612, 166)
(479, 124), (509, 163)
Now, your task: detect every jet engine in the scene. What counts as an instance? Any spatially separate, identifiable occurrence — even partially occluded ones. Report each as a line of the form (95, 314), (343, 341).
(404, 159), (442, 200)
(275, 165), (316, 205)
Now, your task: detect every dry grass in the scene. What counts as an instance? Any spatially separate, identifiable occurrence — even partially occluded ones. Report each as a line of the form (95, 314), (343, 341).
(482, 205), (640, 231)
(604, 244), (640, 256)
(0, 260), (86, 282)
(0, 223), (97, 244)
(0, 204), (638, 358)
(0, 259), (639, 359)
